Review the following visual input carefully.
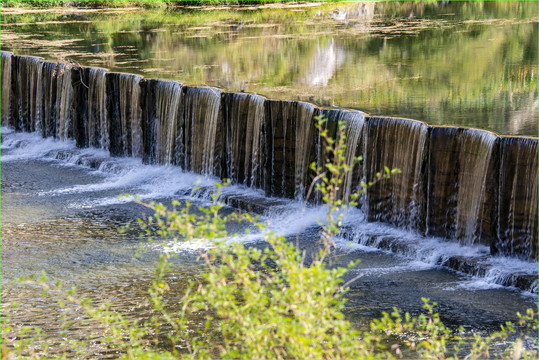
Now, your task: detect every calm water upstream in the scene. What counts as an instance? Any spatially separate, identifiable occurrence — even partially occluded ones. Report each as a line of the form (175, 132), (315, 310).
(1, 1), (537, 135)
(1, 1), (538, 357)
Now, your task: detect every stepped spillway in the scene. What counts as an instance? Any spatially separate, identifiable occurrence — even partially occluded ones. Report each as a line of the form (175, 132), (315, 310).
(1, 52), (537, 289)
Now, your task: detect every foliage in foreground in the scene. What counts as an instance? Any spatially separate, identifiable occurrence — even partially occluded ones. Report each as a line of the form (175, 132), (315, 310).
(1, 117), (537, 359)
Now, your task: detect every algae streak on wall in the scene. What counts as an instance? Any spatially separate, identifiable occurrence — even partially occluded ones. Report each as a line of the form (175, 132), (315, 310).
(1, 52), (537, 263)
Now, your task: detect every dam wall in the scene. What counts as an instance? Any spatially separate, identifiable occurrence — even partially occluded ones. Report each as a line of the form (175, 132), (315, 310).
(1, 52), (537, 261)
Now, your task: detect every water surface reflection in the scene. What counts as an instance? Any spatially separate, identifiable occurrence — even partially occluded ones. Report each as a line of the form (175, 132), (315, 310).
(1, 1), (537, 135)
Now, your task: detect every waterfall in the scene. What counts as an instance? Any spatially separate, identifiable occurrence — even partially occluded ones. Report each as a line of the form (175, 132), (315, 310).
(497, 137), (538, 260)
(247, 94), (265, 188)
(39, 62), (58, 138)
(143, 79), (183, 165)
(13, 56), (43, 132)
(342, 111), (365, 202)
(34, 62), (43, 135)
(264, 100), (297, 198)
(294, 102), (316, 199)
(1, 52), (12, 127)
(107, 72), (143, 157)
(321, 109), (366, 203)
(55, 63), (74, 141)
(427, 127), (498, 246)
(128, 75), (143, 158)
(70, 65), (88, 148)
(223, 93), (265, 186)
(1, 51), (537, 262)
(156, 80), (182, 165)
(454, 129), (498, 244)
(181, 86), (222, 175)
(364, 117), (428, 229)
(87, 68), (108, 150)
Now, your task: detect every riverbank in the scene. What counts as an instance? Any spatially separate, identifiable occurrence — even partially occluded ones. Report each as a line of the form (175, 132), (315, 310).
(1, 0), (329, 9)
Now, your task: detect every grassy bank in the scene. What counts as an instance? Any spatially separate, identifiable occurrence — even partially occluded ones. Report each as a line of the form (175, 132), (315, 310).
(0, 0), (335, 8)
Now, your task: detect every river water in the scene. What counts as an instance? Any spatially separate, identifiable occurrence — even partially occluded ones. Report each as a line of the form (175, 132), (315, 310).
(1, 1), (537, 135)
(1, 1), (538, 357)
(1, 127), (537, 356)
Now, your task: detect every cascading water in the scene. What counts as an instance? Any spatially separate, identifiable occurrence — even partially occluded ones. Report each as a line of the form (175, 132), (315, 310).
(497, 136), (538, 260)
(427, 127), (498, 246)
(263, 100), (317, 199)
(223, 93), (265, 187)
(13, 56), (43, 132)
(1, 52), (12, 127)
(364, 117), (428, 229)
(247, 95), (265, 189)
(455, 129), (498, 244)
(55, 63), (74, 141)
(181, 86), (222, 175)
(321, 109), (366, 203)
(142, 79), (182, 165)
(107, 73), (143, 157)
(87, 68), (108, 150)
(341, 111), (365, 202)
(127, 75), (143, 158)
(156, 80), (182, 165)
(38, 62), (59, 138)
(264, 100), (299, 198)
(294, 102), (316, 199)
(1, 52), (537, 289)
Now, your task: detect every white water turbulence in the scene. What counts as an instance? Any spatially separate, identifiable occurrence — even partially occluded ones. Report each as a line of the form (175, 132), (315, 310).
(2, 124), (538, 357)
(0, 128), (214, 208)
(1, 126), (75, 162)
(339, 216), (538, 294)
(2, 122), (538, 294)
(1, 52), (537, 298)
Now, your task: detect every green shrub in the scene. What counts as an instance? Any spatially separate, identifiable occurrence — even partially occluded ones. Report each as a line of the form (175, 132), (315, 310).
(1, 116), (536, 359)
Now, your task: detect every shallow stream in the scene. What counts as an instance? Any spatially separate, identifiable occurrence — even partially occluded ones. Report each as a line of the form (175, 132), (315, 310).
(1, 128), (537, 356)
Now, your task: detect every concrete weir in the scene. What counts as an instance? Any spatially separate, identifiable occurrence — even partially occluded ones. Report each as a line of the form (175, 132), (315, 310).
(1, 52), (537, 291)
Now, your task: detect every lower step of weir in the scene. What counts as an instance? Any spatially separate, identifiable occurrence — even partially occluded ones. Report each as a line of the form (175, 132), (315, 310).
(218, 193), (538, 293)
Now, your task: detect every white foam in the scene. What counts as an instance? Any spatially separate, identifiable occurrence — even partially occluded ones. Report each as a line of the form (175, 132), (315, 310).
(1, 125), (15, 135)
(263, 203), (327, 235)
(1, 130), (76, 161)
(484, 256), (538, 275)
(160, 232), (265, 254)
(3, 128), (537, 293)
(155, 202), (331, 254)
